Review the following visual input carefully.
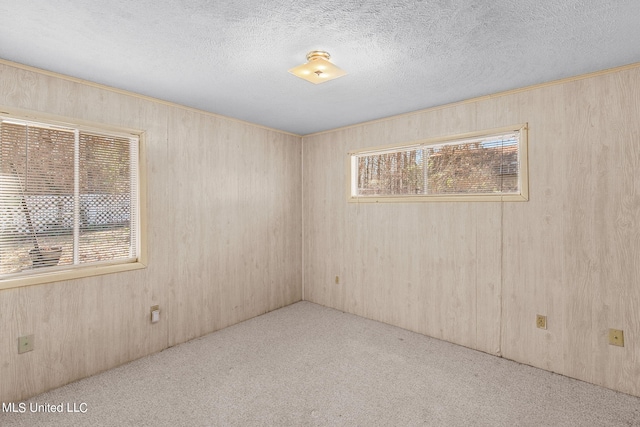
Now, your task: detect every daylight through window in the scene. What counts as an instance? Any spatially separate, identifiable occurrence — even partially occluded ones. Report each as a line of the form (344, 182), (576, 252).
(0, 116), (140, 280)
(349, 125), (528, 202)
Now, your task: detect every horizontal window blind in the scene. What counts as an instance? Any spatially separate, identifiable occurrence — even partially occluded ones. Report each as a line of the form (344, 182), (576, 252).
(0, 118), (139, 278)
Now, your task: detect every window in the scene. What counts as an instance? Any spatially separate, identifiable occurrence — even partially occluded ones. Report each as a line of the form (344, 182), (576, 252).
(0, 113), (144, 287)
(349, 124), (528, 202)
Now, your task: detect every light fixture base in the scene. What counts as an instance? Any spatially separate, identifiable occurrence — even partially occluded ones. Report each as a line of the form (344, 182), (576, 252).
(289, 50), (346, 85)
(306, 50), (331, 62)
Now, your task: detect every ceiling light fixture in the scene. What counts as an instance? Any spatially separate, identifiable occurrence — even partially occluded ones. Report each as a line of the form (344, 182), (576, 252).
(288, 51), (347, 84)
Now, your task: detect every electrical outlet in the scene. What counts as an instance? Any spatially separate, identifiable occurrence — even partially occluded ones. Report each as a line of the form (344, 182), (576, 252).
(150, 305), (160, 323)
(536, 315), (547, 330)
(18, 335), (34, 354)
(609, 329), (624, 347)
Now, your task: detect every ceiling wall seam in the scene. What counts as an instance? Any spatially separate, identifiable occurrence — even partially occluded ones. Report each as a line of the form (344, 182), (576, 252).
(301, 61), (640, 138)
(4, 58), (640, 140)
(0, 59), (302, 138)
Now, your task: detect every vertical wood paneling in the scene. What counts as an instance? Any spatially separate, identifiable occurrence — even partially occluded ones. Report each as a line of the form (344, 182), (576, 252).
(0, 62), (302, 403)
(303, 65), (640, 397)
(558, 71), (640, 393)
(303, 102), (501, 353)
(499, 87), (568, 375)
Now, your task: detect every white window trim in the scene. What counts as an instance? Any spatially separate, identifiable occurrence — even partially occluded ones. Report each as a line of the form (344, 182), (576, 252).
(0, 106), (147, 290)
(347, 124), (529, 203)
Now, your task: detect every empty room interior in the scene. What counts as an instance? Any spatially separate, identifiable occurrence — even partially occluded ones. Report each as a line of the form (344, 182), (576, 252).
(2, 1), (640, 425)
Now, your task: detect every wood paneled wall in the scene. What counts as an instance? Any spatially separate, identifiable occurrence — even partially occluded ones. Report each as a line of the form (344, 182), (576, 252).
(3, 59), (639, 403)
(0, 61), (302, 403)
(302, 65), (640, 397)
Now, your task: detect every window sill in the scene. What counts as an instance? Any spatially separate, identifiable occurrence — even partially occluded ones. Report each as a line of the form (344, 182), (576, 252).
(348, 193), (529, 203)
(0, 261), (147, 290)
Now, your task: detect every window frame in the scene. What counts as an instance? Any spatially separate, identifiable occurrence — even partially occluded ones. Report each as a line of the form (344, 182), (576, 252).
(347, 124), (529, 203)
(0, 107), (147, 290)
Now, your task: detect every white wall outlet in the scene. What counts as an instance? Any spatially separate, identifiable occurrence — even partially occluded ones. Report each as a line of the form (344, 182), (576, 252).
(151, 305), (160, 323)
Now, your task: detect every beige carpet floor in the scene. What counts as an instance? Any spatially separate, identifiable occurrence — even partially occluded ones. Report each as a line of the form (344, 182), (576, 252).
(2, 301), (640, 426)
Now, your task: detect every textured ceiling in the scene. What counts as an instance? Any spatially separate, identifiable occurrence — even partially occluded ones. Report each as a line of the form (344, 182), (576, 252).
(1, 0), (640, 135)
